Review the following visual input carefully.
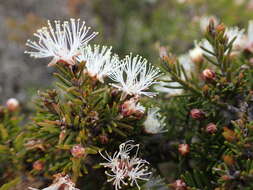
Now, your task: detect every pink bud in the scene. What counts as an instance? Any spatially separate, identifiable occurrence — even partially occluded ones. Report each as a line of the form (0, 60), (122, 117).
(205, 123), (217, 134)
(202, 69), (215, 81)
(190, 109), (205, 120)
(33, 160), (44, 171)
(71, 144), (86, 158)
(171, 179), (187, 190)
(120, 97), (145, 118)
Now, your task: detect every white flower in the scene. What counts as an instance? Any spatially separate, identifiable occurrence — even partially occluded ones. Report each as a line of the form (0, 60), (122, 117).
(143, 108), (167, 134)
(225, 27), (245, 51)
(77, 45), (121, 82)
(197, 26), (245, 56)
(199, 15), (219, 33)
(109, 54), (161, 98)
(29, 175), (79, 190)
(243, 20), (253, 52)
(234, 0), (245, 5)
(100, 140), (151, 190)
(25, 18), (98, 66)
(179, 54), (194, 75)
(189, 45), (203, 63)
(6, 98), (19, 111)
(127, 161), (150, 189)
(198, 39), (214, 56)
(247, 20), (253, 44)
(154, 55), (193, 95)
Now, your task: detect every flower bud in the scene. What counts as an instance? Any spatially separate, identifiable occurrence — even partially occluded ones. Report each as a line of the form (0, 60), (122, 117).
(202, 69), (215, 81)
(216, 24), (225, 33)
(171, 179), (187, 190)
(71, 144), (86, 158)
(6, 98), (19, 111)
(59, 130), (66, 142)
(223, 155), (235, 166)
(99, 134), (109, 144)
(120, 97), (145, 118)
(178, 144), (190, 156)
(221, 175), (232, 181)
(189, 47), (203, 63)
(222, 127), (236, 142)
(190, 109), (205, 120)
(88, 111), (99, 123)
(33, 160), (44, 171)
(205, 123), (217, 134)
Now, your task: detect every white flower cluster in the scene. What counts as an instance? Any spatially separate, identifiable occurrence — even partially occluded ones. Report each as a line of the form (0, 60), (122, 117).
(190, 21), (253, 60)
(29, 175), (79, 190)
(99, 140), (151, 190)
(25, 18), (161, 98)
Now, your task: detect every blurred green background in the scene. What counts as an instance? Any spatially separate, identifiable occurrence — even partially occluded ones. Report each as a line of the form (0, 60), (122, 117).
(1, 0), (253, 104)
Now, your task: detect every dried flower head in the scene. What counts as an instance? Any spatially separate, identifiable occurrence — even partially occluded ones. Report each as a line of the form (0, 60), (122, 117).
(77, 45), (121, 82)
(25, 18), (98, 66)
(99, 140), (151, 190)
(29, 174), (79, 190)
(109, 54), (161, 99)
(143, 108), (167, 134)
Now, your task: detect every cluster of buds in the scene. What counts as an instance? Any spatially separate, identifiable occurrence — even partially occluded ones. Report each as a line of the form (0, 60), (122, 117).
(120, 97), (145, 118)
(99, 140), (151, 190)
(71, 144), (86, 158)
(29, 174), (79, 190)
